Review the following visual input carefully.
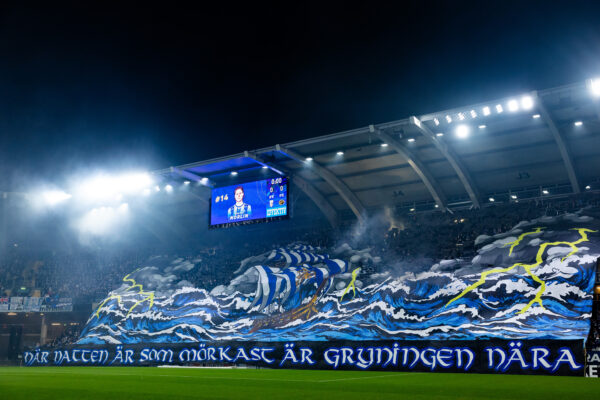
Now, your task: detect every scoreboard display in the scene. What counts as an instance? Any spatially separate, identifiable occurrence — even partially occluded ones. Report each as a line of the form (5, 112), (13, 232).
(209, 177), (289, 227)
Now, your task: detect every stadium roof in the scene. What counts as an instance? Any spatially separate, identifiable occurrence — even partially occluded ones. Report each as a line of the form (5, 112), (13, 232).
(155, 80), (600, 227)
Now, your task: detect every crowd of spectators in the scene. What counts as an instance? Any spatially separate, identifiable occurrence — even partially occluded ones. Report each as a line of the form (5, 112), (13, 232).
(1, 193), (599, 304)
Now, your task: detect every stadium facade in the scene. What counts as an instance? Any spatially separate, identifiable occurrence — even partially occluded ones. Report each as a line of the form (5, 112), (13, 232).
(2, 79), (600, 376)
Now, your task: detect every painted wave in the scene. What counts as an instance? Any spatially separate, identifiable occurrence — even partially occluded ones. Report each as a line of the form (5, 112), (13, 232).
(78, 214), (599, 344)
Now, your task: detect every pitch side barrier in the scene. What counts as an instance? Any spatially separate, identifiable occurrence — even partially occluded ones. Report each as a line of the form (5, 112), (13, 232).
(23, 339), (585, 376)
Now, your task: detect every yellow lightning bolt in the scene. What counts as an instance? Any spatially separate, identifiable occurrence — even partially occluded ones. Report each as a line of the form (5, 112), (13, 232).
(340, 268), (360, 302)
(446, 228), (597, 314)
(504, 227), (544, 256)
(93, 269), (155, 318)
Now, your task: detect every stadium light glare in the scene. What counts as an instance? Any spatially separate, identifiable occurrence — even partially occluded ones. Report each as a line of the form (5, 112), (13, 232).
(445, 115), (452, 123)
(305, 157), (313, 161)
(231, 171), (238, 176)
(521, 95), (534, 110)
(184, 180), (191, 184)
(587, 78), (600, 97)
(434, 204), (439, 208)
(433, 118), (440, 126)
(482, 106), (491, 116)
(409, 208), (415, 212)
(380, 143), (388, 147)
(470, 110), (477, 118)
(118, 203), (129, 212)
(458, 112), (465, 121)
(201, 177), (209, 183)
(142, 188), (151, 196)
(542, 189), (549, 195)
(436, 132), (444, 137)
(532, 114), (541, 119)
(154, 185), (160, 192)
(261, 166), (268, 169)
(489, 197), (495, 202)
(495, 104), (503, 113)
(407, 138), (415, 142)
(336, 151), (344, 156)
(455, 124), (470, 139)
(75, 172), (153, 202)
(511, 194), (517, 199)
(574, 121), (583, 126)
(165, 184), (173, 192)
(478, 124), (486, 129)
(507, 99), (519, 112)
(42, 190), (72, 205)
(586, 185), (591, 190)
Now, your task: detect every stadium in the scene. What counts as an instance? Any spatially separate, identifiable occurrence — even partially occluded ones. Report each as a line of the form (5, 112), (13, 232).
(2, 4), (600, 400)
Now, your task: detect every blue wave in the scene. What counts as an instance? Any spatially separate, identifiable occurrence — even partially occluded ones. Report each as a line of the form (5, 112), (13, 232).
(79, 219), (599, 344)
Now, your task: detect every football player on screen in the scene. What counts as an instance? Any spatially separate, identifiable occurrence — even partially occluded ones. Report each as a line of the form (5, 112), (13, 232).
(227, 186), (252, 220)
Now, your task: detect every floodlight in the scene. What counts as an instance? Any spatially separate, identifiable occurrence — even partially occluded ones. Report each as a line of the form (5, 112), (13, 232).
(521, 96), (534, 110)
(118, 203), (129, 212)
(458, 112), (465, 121)
(436, 132), (444, 137)
(305, 157), (313, 161)
(42, 190), (72, 205)
(336, 151), (344, 156)
(201, 177), (209, 184)
(478, 125), (486, 129)
(155, 185), (160, 192)
(433, 118), (440, 126)
(380, 143), (388, 147)
(495, 104), (503, 113)
(587, 78), (600, 97)
(511, 194), (517, 199)
(532, 114), (541, 119)
(482, 106), (491, 116)
(262, 166), (268, 169)
(470, 110), (477, 118)
(489, 197), (495, 202)
(542, 189), (549, 195)
(231, 171), (238, 176)
(407, 138), (415, 142)
(165, 184), (173, 192)
(445, 115), (452, 123)
(184, 180), (191, 184)
(574, 121), (583, 126)
(507, 99), (519, 112)
(455, 124), (470, 138)
(434, 204), (439, 208)
(586, 185), (591, 190)
(409, 208), (415, 212)
(143, 188), (151, 196)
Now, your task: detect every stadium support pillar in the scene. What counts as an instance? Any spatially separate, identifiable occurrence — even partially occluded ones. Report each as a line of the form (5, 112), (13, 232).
(245, 151), (339, 228)
(407, 118), (481, 208)
(40, 315), (47, 345)
(0, 192), (6, 256)
(533, 91), (581, 194)
(373, 126), (447, 210)
(275, 144), (367, 223)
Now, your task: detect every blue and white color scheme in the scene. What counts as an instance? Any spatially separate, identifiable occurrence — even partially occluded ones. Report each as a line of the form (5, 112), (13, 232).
(80, 211), (598, 345)
(210, 177), (288, 226)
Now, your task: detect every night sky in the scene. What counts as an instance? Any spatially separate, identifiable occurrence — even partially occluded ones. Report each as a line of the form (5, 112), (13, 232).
(1, 2), (600, 189)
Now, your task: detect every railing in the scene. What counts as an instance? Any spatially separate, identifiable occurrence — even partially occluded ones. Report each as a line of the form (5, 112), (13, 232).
(0, 296), (72, 312)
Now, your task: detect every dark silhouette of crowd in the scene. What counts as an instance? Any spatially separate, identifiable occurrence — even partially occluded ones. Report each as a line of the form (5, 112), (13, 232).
(1, 193), (599, 305)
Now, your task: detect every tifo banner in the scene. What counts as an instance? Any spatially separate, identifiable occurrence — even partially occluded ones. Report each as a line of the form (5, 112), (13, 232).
(24, 339), (584, 376)
(587, 351), (600, 377)
(0, 297), (72, 312)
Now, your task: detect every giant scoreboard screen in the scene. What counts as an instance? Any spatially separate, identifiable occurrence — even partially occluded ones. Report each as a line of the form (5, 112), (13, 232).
(209, 177), (289, 227)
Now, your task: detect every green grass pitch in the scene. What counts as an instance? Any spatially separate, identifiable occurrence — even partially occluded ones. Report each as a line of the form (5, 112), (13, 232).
(1, 367), (599, 400)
